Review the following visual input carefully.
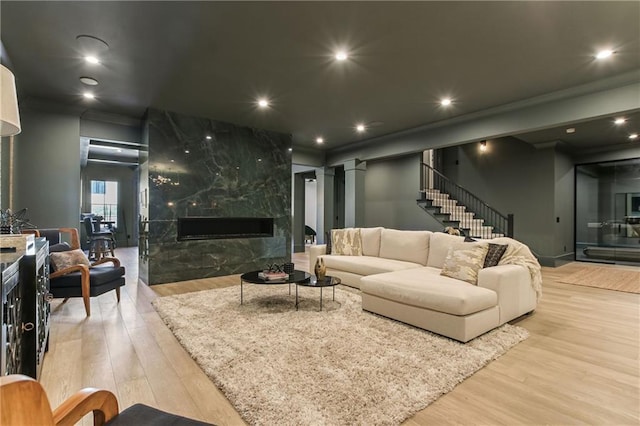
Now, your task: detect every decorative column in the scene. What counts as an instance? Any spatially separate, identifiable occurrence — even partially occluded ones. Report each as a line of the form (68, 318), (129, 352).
(316, 167), (335, 243)
(344, 159), (366, 228)
(293, 173), (306, 253)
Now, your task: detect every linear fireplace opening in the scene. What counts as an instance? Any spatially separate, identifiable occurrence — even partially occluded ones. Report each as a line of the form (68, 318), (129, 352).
(177, 217), (274, 241)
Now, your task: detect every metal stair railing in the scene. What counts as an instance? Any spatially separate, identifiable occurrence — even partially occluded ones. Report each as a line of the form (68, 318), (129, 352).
(419, 162), (514, 237)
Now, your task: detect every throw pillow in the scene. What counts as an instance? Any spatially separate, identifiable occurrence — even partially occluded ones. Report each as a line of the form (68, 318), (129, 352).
(462, 237), (507, 268)
(484, 243), (508, 268)
(50, 249), (91, 272)
(440, 242), (489, 284)
(324, 231), (332, 254)
(331, 228), (363, 256)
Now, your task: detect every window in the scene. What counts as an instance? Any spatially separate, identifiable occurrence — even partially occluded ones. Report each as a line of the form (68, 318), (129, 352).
(90, 180), (118, 226)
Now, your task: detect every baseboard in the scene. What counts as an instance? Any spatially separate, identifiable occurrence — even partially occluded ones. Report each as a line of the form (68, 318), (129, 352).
(538, 252), (574, 267)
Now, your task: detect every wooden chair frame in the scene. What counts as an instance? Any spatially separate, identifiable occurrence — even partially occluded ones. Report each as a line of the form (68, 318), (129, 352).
(27, 227), (122, 316)
(0, 374), (120, 426)
(49, 257), (122, 316)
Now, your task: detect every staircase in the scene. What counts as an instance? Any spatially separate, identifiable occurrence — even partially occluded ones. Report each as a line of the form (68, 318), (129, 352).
(417, 163), (513, 239)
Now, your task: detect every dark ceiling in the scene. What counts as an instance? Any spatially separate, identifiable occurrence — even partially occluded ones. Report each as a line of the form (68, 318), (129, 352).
(1, 1), (639, 156)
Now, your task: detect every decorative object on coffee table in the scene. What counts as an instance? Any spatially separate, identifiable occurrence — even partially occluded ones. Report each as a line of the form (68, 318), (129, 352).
(314, 257), (326, 280)
(283, 262), (294, 274)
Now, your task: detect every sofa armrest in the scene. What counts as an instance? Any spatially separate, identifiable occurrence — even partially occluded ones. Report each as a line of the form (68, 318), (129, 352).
(308, 244), (327, 273)
(477, 264), (537, 324)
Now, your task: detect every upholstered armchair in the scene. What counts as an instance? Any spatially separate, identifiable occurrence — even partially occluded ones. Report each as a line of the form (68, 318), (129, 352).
(30, 228), (125, 316)
(0, 374), (214, 425)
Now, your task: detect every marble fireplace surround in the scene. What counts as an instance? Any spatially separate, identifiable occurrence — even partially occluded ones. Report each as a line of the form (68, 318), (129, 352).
(141, 108), (292, 285)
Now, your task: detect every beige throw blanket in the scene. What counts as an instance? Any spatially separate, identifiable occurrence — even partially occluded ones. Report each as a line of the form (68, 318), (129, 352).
(491, 237), (543, 302)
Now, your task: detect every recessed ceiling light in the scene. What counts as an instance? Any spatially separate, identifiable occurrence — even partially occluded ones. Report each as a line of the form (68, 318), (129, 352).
(79, 76), (99, 86)
(614, 117), (627, 125)
(316, 137), (324, 144)
(566, 127), (576, 134)
(356, 124), (366, 132)
(83, 92), (95, 100)
(595, 49), (614, 60)
(184, 149), (190, 154)
(629, 133), (638, 140)
(258, 158), (262, 162)
(167, 202), (174, 207)
(288, 147), (293, 152)
(84, 55), (100, 65)
(257, 98), (269, 108)
(205, 135), (212, 140)
(335, 51), (348, 61)
(440, 98), (452, 107)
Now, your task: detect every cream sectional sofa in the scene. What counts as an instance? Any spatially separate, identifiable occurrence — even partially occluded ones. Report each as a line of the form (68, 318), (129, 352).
(309, 227), (540, 342)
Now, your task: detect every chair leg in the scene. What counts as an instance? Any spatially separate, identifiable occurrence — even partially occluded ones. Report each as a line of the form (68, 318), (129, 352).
(83, 294), (91, 316)
(115, 287), (121, 303)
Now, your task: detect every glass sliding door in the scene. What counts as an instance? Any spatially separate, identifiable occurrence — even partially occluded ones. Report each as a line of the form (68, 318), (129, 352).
(575, 158), (640, 265)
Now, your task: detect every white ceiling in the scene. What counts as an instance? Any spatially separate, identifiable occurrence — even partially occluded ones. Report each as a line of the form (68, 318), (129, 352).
(1, 1), (639, 156)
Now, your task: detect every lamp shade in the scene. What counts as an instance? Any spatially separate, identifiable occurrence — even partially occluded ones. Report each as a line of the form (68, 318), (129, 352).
(0, 64), (21, 136)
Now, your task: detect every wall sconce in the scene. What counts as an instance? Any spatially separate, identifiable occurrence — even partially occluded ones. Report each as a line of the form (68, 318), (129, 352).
(0, 64), (21, 136)
(479, 140), (487, 152)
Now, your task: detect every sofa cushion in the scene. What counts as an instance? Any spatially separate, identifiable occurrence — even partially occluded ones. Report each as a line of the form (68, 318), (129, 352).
(331, 228), (362, 256)
(360, 227), (383, 257)
(426, 232), (465, 268)
(321, 255), (421, 276)
(379, 229), (431, 265)
(440, 242), (489, 284)
(360, 267), (497, 316)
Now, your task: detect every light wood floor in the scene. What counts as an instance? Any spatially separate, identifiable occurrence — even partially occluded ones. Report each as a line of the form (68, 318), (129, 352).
(40, 248), (640, 425)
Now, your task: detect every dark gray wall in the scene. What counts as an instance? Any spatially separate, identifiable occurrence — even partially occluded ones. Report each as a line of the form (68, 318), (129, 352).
(1, 138), (11, 209)
(441, 138), (559, 258)
(80, 118), (142, 144)
(13, 108), (80, 229)
(554, 150), (575, 257)
(80, 163), (139, 247)
(364, 153), (442, 231)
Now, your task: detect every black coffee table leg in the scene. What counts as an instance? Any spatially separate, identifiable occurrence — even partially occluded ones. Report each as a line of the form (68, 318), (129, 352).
(295, 284), (299, 310)
(320, 287), (323, 311)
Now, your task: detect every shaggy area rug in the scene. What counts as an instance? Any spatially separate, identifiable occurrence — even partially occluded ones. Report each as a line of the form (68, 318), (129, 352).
(559, 266), (640, 294)
(153, 285), (528, 425)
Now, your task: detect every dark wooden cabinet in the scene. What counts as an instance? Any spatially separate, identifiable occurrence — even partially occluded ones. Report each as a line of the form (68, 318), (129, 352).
(20, 238), (50, 379)
(1, 255), (22, 376)
(1, 238), (50, 379)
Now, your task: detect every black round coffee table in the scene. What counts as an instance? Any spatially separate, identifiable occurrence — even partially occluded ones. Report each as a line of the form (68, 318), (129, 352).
(240, 270), (311, 305)
(296, 275), (341, 311)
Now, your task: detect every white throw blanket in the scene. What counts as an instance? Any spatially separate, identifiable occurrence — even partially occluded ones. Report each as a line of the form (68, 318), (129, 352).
(491, 237), (543, 302)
